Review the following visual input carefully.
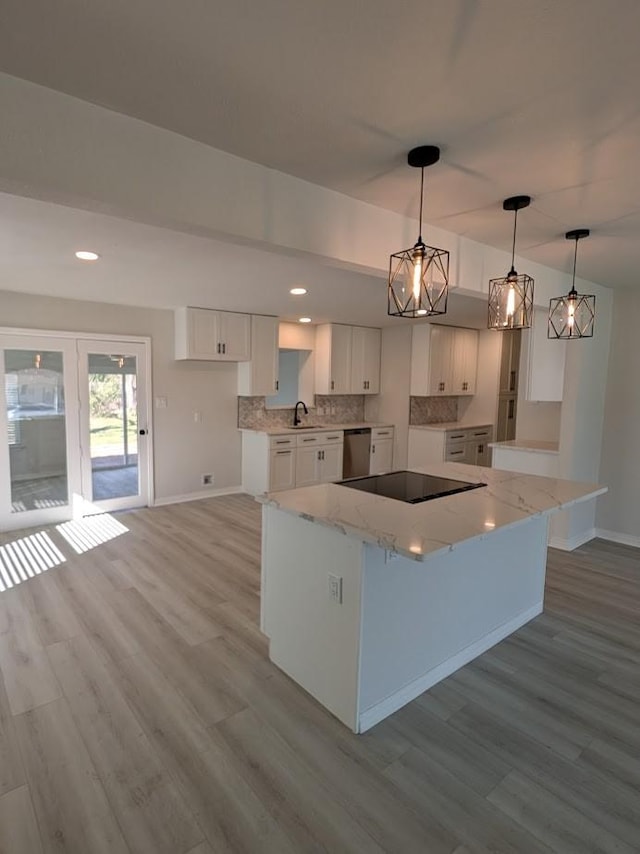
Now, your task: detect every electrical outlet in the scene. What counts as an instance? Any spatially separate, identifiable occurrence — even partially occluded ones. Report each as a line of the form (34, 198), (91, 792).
(202, 473), (214, 486)
(329, 574), (343, 604)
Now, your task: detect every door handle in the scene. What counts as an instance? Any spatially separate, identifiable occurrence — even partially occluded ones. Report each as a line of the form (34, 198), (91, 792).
(331, 380), (335, 390)
(139, 429), (147, 436)
(217, 343), (221, 354)
(222, 343), (226, 354)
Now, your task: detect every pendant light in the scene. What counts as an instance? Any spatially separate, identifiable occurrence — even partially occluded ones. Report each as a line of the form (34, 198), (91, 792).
(388, 146), (449, 318)
(548, 229), (595, 339)
(488, 196), (534, 330)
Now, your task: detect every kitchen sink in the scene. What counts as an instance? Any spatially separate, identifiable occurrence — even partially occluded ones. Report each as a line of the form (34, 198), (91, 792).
(291, 425), (323, 429)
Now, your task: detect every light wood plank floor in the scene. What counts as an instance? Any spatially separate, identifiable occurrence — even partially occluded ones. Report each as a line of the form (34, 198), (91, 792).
(0, 495), (639, 853)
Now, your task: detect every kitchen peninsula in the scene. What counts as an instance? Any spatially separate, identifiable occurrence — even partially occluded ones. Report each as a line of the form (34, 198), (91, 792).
(259, 463), (605, 733)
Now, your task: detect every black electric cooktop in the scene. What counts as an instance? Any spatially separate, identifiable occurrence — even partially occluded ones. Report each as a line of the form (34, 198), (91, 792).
(338, 471), (486, 504)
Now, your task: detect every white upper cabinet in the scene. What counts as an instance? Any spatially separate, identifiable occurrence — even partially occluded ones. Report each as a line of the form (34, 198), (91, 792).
(520, 308), (566, 401)
(315, 324), (381, 395)
(411, 324), (478, 397)
(350, 326), (381, 395)
(238, 315), (279, 395)
(452, 328), (479, 395)
(175, 308), (251, 361)
(428, 326), (455, 395)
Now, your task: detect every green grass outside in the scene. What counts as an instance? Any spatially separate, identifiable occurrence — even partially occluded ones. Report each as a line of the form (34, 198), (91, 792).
(90, 415), (138, 450)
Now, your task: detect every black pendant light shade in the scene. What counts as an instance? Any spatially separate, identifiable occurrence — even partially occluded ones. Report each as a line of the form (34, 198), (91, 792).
(488, 196), (534, 330)
(388, 146), (449, 318)
(548, 229), (595, 339)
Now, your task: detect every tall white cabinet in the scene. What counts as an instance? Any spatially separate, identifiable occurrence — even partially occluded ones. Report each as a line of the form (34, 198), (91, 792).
(520, 308), (566, 402)
(237, 315), (279, 396)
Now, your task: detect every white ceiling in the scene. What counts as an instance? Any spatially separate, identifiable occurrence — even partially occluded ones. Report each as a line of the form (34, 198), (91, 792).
(0, 0), (638, 291)
(0, 192), (489, 328)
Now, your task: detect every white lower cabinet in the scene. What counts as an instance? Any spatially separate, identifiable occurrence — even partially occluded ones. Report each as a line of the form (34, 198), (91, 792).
(269, 447), (296, 491)
(296, 435), (344, 486)
(241, 430), (345, 494)
(408, 424), (494, 468)
(369, 427), (395, 475)
(295, 444), (321, 488)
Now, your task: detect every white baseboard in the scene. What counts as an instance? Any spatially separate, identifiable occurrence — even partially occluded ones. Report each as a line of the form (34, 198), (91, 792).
(153, 485), (243, 507)
(548, 527), (596, 551)
(595, 528), (640, 549)
(357, 602), (543, 733)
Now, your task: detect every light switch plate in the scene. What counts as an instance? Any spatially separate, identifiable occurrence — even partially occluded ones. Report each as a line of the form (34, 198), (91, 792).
(329, 574), (343, 604)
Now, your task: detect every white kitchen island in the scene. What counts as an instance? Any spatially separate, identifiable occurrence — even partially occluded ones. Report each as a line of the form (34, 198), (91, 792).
(259, 463), (605, 733)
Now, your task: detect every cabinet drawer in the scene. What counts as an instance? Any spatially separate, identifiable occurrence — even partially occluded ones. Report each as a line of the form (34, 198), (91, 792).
(445, 446), (468, 461)
(445, 430), (469, 446)
(296, 431), (343, 446)
(371, 427), (394, 440)
(269, 435), (296, 449)
(470, 427), (493, 440)
(296, 433), (322, 446)
(319, 432), (344, 444)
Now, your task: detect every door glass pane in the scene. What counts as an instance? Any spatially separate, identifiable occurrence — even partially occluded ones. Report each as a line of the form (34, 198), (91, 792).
(4, 350), (68, 513)
(88, 354), (139, 500)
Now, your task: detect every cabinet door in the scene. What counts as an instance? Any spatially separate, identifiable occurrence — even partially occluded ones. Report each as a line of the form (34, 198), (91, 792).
(330, 324), (352, 394)
(428, 326), (454, 395)
(218, 312), (251, 361)
(238, 315), (278, 395)
(369, 438), (393, 475)
(474, 441), (490, 467)
(351, 327), (381, 394)
(453, 329), (478, 395)
(319, 443), (344, 483)
(295, 445), (320, 487)
(499, 331), (521, 393)
(190, 309), (219, 359)
(496, 395), (517, 442)
(269, 448), (296, 491)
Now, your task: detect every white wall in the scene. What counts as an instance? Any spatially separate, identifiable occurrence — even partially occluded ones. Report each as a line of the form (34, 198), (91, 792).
(516, 401), (562, 443)
(597, 290), (639, 542)
(552, 286), (614, 547)
(0, 290), (242, 501)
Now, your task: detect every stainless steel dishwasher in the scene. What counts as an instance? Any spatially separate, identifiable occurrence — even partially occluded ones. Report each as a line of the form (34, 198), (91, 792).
(343, 428), (372, 479)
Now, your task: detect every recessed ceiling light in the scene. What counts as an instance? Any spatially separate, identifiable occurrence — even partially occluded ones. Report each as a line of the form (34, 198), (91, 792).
(299, 317), (312, 324)
(75, 250), (100, 261)
(290, 287), (307, 295)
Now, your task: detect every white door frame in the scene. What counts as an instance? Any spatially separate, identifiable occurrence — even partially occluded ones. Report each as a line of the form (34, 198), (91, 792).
(0, 328), (154, 531)
(77, 339), (152, 514)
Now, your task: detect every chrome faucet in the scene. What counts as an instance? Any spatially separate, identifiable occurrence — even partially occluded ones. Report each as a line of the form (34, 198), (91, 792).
(293, 400), (308, 426)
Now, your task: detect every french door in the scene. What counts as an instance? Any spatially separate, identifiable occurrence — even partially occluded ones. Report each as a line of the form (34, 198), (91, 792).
(0, 332), (152, 531)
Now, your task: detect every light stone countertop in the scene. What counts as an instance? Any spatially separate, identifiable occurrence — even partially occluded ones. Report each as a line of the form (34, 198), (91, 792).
(489, 439), (560, 455)
(239, 422), (394, 436)
(258, 462), (606, 562)
(409, 422), (493, 432)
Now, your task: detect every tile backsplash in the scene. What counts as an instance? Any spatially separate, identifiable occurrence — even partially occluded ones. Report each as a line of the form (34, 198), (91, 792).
(238, 395), (365, 429)
(410, 396), (459, 425)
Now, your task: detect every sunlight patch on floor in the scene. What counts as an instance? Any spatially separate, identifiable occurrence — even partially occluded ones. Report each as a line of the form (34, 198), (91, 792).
(0, 531), (66, 592)
(56, 513), (129, 554)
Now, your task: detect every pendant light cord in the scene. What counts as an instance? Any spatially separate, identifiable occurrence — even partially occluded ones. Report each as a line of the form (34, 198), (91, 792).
(570, 236), (578, 294)
(417, 167), (424, 244)
(510, 208), (518, 274)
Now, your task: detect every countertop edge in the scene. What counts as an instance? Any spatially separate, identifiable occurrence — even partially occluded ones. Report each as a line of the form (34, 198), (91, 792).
(257, 481), (608, 562)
